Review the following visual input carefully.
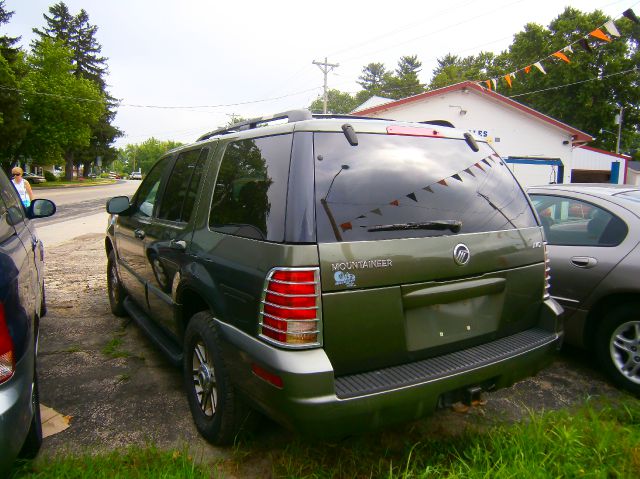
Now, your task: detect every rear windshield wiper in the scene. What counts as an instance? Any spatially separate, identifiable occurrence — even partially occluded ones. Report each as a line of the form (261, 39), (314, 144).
(368, 220), (462, 233)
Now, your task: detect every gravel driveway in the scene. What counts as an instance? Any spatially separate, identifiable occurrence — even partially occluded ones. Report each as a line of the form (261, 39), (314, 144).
(37, 233), (626, 465)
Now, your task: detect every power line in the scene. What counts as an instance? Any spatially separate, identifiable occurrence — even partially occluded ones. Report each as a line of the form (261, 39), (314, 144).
(0, 84), (323, 109)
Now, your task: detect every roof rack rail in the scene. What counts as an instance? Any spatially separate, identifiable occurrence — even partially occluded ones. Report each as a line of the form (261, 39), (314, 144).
(419, 120), (455, 128)
(311, 113), (389, 121)
(197, 109), (312, 141)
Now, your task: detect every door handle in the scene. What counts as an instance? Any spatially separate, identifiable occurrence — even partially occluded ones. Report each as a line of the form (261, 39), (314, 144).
(170, 239), (187, 251)
(570, 256), (598, 268)
(134, 229), (145, 239)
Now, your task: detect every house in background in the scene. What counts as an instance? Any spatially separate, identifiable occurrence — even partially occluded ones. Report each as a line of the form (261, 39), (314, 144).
(353, 81), (628, 187)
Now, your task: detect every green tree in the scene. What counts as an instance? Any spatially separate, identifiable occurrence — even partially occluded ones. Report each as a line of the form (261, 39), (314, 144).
(309, 89), (359, 114)
(429, 52), (498, 89)
(20, 39), (105, 170)
(0, 1), (27, 173)
(497, 8), (640, 151)
(33, 2), (121, 178)
(119, 138), (183, 175)
(383, 55), (425, 99)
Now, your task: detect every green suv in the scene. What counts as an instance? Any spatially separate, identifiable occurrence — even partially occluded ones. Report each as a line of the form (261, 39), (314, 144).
(105, 110), (563, 444)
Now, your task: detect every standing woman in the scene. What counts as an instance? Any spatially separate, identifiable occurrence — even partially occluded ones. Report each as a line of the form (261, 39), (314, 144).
(11, 167), (34, 208)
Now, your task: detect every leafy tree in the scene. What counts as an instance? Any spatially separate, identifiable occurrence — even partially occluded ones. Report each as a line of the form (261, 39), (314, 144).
(20, 39), (105, 169)
(499, 7), (640, 151)
(0, 1), (27, 172)
(119, 138), (183, 175)
(309, 89), (359, 114)
(429, 52), (498, 89)
(384, 55), (425, 99)
(33, 2), (121, 178)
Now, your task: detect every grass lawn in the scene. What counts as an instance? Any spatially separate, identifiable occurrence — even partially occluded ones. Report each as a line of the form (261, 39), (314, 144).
(30, 179), (116, 188)
(11, 398), (640, 478)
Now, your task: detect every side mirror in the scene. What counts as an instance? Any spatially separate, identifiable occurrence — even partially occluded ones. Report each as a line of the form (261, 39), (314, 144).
(29, 199), (56, 218)
(106, 196), (130, 215)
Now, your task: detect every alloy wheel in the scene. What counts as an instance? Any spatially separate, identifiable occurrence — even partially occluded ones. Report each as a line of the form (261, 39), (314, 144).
(191, 340), (217, 417)
(610, 320), (640, 385)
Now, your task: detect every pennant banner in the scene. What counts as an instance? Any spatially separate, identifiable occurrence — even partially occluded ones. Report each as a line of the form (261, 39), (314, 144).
(589, 28), (611, 42)
(552, 51), (571, 63)
(331, 154), (501, 233)
(475, 8), (637, 88)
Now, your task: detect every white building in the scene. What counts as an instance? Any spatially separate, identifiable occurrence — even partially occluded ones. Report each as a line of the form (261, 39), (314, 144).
(353, 81), (627, 187)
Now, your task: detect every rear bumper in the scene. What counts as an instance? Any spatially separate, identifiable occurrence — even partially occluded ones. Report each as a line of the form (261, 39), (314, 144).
(219, 298), (563, 437)
(0, 349), (35, 474)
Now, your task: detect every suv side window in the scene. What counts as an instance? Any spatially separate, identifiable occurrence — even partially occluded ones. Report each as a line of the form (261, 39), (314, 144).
(531, 194), (628, 246)
(157, 148), (208, 223)
(132, 157), (170, 218)
(209, 134), (292, 241)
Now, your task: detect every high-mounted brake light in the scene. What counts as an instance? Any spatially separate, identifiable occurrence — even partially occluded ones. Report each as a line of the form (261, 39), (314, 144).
(543, 242), (551, 299)
(0, 303), (15, 384)
(386, 126), (444, 137)
(259, 267), (322, 348)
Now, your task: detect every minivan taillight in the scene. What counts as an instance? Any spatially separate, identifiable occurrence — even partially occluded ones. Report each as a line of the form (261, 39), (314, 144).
(543, 242), (551, 299)
(259, 268), (322, 348)
(0, 303), (15, 384)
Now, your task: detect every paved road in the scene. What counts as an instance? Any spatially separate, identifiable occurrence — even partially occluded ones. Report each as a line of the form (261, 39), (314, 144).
(33, 180), (140, 228)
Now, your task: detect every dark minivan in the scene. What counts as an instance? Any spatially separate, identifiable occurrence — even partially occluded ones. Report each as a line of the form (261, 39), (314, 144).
(105, 111), (563, 444)
(0, 169), (55, 474)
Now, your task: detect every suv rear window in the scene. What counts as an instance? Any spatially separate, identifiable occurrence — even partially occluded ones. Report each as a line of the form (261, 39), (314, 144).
(314, 132), (536, 243)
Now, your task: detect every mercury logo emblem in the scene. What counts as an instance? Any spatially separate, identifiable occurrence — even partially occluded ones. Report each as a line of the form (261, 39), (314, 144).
(453, 244), (471, 266)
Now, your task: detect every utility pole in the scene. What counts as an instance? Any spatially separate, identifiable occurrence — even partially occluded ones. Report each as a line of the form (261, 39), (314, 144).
(313, 57), (339, 114)
(615, 106), (624, 154)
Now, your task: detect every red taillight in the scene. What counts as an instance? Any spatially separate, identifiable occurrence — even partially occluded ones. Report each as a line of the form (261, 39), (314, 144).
(259, 267), (321, 348)
(0, 303), (16, 384)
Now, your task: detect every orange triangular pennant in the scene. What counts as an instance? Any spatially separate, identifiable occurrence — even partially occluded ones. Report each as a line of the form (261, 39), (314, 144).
(340, 222), (352, 232)
(389, 200), (399, 206)
(504, 74), (512, 87)
(524, 65), (531, 74)
(552, 51), (570, 63)
(589, 28), (611, 42)
(475, 162), (485, 172)
(485, 80), (492, 91)
(437, 179), (448, 187)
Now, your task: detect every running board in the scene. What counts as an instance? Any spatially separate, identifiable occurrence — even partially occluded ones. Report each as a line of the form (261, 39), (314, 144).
(123, 297), (183, 367)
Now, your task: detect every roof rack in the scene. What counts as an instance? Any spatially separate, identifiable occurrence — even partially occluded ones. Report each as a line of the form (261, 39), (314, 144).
(197, 109), (312, 141)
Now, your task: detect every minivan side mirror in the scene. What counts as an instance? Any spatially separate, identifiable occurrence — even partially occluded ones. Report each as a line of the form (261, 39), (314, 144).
(29, 199), (56, 219)
(106, 196), (130, 215)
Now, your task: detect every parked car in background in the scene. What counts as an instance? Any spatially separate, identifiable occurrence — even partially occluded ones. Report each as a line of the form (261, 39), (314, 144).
(0, 169), (56, 475)
(129, 171), (142, 180)
(528, 184), (640, 394)
(22, 172), (46, 184)
(105, 110), (562, 444)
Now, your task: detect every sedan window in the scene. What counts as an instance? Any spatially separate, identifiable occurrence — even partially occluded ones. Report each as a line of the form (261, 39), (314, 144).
(531, 194), (628, 247)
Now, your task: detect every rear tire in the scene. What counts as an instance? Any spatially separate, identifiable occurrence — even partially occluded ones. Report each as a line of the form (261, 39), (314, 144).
(595, 302), (640, 396)
(19, 369), (43, 459)
(183, 311), (247, 445)
(107, 249), (127, 317)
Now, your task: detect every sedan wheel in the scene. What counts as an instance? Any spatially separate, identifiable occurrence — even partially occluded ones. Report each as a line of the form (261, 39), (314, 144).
(610, 320), (640, 385)
(107, 250), (127, 317)
(596, 303), (640, 396)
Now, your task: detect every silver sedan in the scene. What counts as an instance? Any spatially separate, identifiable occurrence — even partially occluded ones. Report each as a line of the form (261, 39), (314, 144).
(528, 184), (640, 395)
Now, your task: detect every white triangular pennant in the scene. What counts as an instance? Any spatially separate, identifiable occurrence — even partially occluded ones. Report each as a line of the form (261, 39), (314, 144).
(564, 45), (573, 54)
(491, 78), (497, 90)
(603, 20), (621, 37)
(533, 62), (546, 74)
